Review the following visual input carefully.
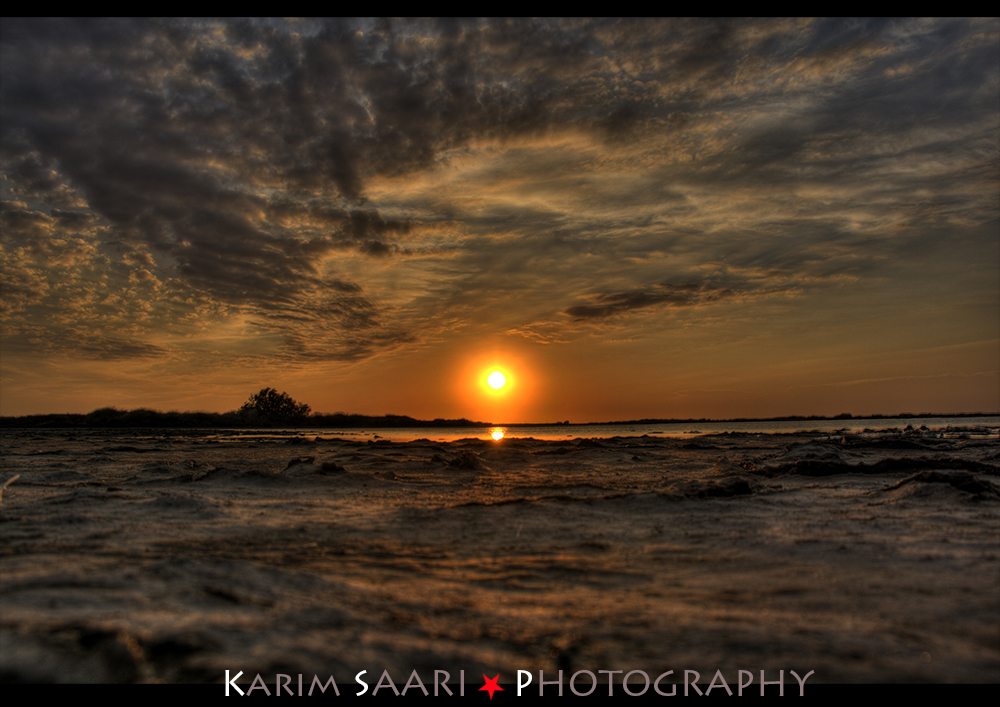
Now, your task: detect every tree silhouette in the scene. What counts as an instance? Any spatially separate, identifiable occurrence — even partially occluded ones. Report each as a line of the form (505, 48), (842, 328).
(239, 388), (311, 421)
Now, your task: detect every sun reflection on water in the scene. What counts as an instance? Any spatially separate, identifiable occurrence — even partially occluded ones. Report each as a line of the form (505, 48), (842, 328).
(490, 427), (505, 441)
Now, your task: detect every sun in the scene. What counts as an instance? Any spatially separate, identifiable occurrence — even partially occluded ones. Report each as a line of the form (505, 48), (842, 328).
(488, 371), (506, 389)
(456, 353), (537, 422)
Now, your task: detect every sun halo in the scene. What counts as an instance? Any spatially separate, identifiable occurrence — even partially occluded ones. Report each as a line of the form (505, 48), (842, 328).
(454, 353), (538, 424)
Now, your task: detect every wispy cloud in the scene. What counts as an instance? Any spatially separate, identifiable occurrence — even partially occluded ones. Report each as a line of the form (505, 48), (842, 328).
(1, 18), (996, 416)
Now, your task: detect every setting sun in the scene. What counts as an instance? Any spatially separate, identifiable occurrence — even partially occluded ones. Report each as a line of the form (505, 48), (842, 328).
(449, 347), (541, 424)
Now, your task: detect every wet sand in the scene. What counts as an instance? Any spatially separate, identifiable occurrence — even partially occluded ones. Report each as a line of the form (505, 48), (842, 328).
(1, 427), (998, 685)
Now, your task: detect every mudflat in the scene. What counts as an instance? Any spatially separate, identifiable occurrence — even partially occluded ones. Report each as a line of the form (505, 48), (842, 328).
(1, 427), (997, 685)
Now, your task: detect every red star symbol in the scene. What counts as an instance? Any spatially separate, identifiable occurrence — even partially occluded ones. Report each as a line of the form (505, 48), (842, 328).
(479, 673), (504, 700)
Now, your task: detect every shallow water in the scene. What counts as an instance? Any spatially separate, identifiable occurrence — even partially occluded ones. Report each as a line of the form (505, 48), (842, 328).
(88, 415), (1000, 444)
(1, 425), (997, 685)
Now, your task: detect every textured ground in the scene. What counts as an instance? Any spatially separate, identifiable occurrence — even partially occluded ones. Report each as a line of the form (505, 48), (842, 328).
(1, 426), (998, 685)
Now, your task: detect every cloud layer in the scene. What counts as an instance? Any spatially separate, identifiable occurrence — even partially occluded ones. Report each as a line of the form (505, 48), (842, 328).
(1, 18), (997, 416)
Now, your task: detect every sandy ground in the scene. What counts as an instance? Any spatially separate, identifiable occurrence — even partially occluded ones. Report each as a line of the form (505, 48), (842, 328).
(1, 427), (998, 685)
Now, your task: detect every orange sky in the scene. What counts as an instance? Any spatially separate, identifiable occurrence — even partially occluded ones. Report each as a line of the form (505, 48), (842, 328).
(1, 19), (998, 422)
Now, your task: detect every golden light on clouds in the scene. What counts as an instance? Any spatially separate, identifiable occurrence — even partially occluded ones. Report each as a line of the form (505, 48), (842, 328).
(1, 19), (997, 420)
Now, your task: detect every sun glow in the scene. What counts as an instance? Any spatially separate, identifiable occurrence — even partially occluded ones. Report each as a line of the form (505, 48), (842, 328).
(479, 365), (515, 398)
(451, 347), (540, 424)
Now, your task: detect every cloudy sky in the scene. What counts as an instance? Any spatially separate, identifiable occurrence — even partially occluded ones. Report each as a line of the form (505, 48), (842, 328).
(1, 18), (997, 422)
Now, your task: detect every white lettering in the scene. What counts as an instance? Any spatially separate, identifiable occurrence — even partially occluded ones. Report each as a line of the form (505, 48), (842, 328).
(225, 670), (244, 697)
(517, 670), (532, 696)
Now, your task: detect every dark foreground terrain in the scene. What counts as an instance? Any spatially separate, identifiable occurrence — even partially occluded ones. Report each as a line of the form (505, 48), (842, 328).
(1, 426), (998, 684)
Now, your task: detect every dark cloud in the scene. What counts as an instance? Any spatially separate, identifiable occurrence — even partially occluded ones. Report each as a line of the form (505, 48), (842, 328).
(1, 323), (167, 361)
(70, 336), (169, 361)
(280, 326), (417, 363)
(1, 17), (997, 369)
(357, 240), (398, 258)
(564, 279), (808, 321)
(564, 282), (734, 320)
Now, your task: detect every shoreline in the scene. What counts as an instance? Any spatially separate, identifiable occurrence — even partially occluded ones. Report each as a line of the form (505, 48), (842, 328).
(3, 411), (998, 430)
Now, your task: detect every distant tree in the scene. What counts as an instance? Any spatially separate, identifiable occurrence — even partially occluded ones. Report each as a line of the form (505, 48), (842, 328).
(239, 388), (311, 421)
